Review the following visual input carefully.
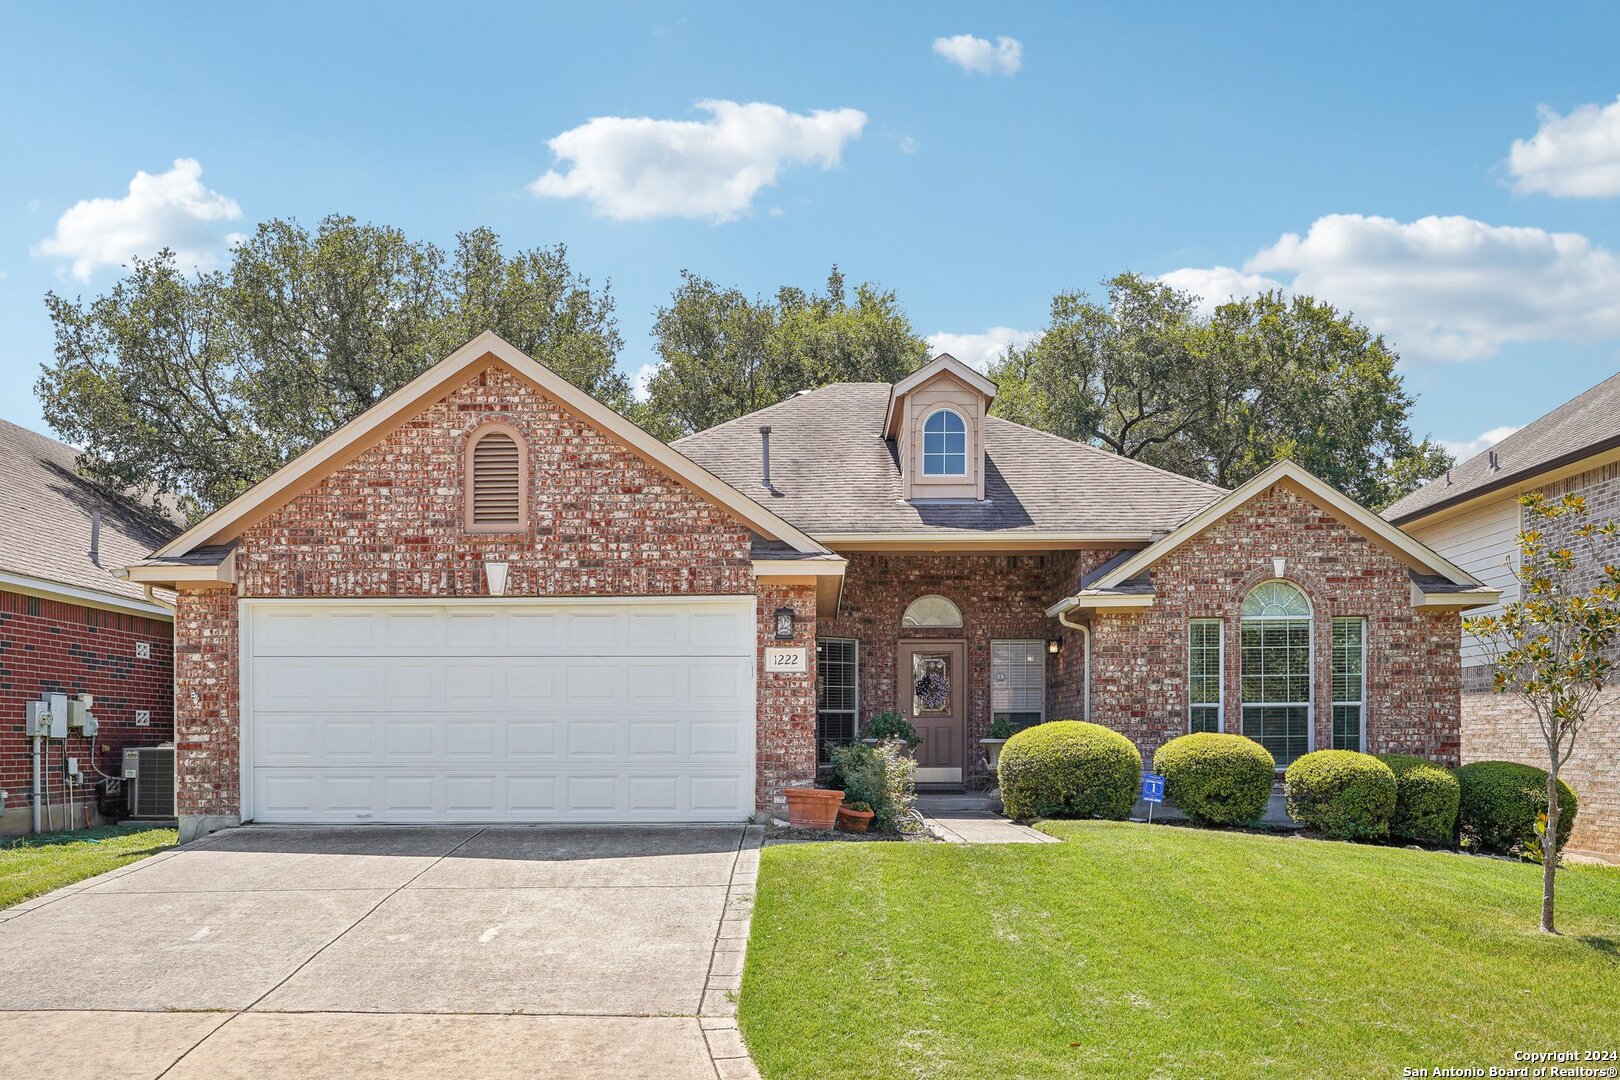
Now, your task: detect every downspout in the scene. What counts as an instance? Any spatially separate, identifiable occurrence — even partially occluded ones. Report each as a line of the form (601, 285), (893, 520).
(1057, 610), (1091, 722)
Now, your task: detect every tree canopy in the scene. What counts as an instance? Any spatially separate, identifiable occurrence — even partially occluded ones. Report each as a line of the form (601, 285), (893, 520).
(38, 216), (624, 520)
(636, 267), (929, 439)
(988, 273), (1452, 508)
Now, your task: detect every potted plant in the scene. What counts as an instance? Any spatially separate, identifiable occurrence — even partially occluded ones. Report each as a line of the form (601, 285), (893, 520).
(861, 710), (922, 749)
(980, 716), (1018, 772)
(837, 799), (875, 833)
(783, 783), (843, 830)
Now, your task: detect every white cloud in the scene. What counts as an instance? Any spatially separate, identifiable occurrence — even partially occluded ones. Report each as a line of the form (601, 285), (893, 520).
(34, 158), (242, 282)
(1156, 266), (1286, 316)
(1161, 213), (1620, 362)
(932, 34), (1022, 76)
(898, 135), (919, 155)
(1438, 425), (1520, 462)
(1507, 97), (1620, 198)
(529, 100), (867, 222)
(631, 362), (660, 402)
(926, 326), (1041, 372)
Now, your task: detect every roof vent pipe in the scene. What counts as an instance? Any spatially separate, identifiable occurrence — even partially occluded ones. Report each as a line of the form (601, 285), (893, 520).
(1488, 450), (1500, 472)
(88, 510), (101, 567)
(759, 425), (773, 490)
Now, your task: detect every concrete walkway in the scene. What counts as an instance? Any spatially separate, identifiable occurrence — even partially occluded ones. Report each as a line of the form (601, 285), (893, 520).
(922, 809), (1060, 843)
(0, 824), (764, 1079)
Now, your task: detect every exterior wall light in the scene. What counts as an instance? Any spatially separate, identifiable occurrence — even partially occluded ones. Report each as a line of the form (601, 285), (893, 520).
(1046, 637), (1062, 656)
(773, 606), (796, 640)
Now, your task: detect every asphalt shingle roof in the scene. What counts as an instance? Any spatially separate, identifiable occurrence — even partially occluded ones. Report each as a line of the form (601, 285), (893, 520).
(0, 419), (178, 604)
(675, 383), (1224, 538)
(1384, 370), (1620, 524)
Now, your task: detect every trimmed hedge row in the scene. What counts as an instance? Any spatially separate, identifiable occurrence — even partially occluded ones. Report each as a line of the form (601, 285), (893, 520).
(999, 720), (1140, 821)
(1456, 760), (1577, 856)
(1378, 753), (1460, 843)
(1152, 733), (1275, 826)
(1285, 750), (1398, 840)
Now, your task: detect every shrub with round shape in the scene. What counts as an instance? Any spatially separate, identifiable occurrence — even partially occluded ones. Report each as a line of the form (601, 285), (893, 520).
(1284, 750), (1397, 840)
(1152, 733), (1276, 826)
(1455, 761), (1578, 856)
(1376, 754), (1461, 843)
(998, 720), (1141, 821)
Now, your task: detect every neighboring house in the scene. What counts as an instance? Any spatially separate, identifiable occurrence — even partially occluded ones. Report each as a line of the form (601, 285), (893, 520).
(0, 419), (176, 836)
(1385, 371), (1620, 857)
(124, 334), (1494, 841)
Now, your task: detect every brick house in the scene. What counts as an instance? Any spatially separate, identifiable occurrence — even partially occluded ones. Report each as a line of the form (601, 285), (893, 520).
(0, 420), (176, 836)
(1385, 371), (1620, 858)
(125, 335), (1494, 841)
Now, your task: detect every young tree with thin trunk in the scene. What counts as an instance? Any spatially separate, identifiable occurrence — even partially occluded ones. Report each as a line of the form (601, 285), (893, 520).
(1464, 492), (1620, 934)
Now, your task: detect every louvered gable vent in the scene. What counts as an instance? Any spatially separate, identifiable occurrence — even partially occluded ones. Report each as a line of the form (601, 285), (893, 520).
(470, 429), (523, 527)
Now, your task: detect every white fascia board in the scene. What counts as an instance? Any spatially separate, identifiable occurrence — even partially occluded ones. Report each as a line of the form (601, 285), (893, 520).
(0, 569), (174, 620)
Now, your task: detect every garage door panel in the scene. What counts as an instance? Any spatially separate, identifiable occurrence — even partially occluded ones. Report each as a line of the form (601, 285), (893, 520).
(246, 599), (755, 823)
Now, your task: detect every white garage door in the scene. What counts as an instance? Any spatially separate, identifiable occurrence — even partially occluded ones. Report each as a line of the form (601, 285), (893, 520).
(242, 598), (757, 823)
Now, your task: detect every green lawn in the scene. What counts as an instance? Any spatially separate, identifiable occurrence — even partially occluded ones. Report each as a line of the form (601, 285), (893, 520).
(1, 825), (177, 910)
(739, 821), (1620, 1079)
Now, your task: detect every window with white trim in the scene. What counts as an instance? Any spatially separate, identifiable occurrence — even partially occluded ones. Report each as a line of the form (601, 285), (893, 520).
(922, 409), (967, 476)
(1188, 619), (1223, 733)
(1331, 617), (1366, 752)
(1240, 580), (1311, 766)
(816, 638), (858, 763)
(902, 594), (963, 628)
(991, 640), (1045, 732)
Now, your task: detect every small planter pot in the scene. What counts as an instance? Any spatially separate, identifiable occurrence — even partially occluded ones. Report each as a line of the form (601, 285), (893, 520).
(979, 737), (1008, 773)
(836, 805), (875, 833)
(784, 787), (844, 830)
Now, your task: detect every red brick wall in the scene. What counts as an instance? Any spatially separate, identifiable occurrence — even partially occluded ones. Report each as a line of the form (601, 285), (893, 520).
(173, 363), (775, 822)
(1088, 483), (1461, 767)
(236, 365), (754, 598)
(1462, 692), (1619, 857)
(756, 582), (817, 815)
(173, 588), (239, 819)
(0, 590), (173, 831)
(817, 551), (1122, 785)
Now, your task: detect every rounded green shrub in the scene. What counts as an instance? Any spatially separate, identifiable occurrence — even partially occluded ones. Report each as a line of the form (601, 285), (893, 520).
(1455, 761), (1578, 856)
(1284, 750), (1397, 840)
(998, 720), (1141, 821)
(1152, 733), (1275, 826)
(1376, 754), (1461, 843)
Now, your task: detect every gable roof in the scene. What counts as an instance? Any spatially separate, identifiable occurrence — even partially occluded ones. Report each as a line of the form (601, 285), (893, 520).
(1384, 370), (1620, 525)
(675, 382), (1225, 541)
(882, 353), (996, 437)
(148, 332), (828, 562)
(1048, 459), (1495, 615)
(0, 418), (177, 616)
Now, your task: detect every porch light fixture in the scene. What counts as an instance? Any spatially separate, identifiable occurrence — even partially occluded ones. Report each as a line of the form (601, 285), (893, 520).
(1046, 637), (1062, 656)
(773, 606), (796, 640)
(484, 559), (510, 597)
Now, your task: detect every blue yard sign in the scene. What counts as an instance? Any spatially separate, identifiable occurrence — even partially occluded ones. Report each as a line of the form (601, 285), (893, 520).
(1140, 772), (1166, 822)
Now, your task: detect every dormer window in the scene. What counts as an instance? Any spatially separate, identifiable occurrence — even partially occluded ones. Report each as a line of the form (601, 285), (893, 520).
(883, 353), (997, 502)
(923, 409), (967, 476)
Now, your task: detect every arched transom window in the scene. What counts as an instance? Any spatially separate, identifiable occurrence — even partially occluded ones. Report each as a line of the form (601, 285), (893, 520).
(465, 423), (528, 532)
(922, 409), (967, 476)
(1239, 580), (1311, 766)
(902, 594), (963, 628)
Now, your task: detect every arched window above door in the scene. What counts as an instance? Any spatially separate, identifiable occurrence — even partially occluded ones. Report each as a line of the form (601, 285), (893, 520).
(902, 594), (963, 628)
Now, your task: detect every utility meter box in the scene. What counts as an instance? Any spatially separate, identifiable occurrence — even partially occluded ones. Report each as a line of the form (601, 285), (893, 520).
(26, 697), (67, 738)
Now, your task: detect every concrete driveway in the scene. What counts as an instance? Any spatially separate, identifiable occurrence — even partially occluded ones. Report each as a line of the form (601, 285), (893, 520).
(0, 824), (762, 1079)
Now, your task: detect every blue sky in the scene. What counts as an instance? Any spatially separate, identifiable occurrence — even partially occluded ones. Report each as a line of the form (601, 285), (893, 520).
(4, 2), (1620, 460)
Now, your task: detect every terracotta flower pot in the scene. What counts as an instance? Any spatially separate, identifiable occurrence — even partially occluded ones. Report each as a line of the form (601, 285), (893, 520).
(836, 805), (875, 833)
(784, 787), (843, 830)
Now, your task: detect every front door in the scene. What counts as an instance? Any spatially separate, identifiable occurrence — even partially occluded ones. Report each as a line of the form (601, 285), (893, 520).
(898, 640), (966, 785)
